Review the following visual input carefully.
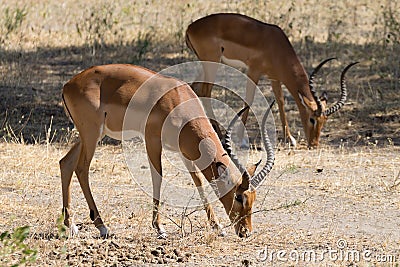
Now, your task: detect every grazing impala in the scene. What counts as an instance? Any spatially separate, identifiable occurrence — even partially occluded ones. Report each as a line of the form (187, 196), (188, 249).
(60, 64), (274, 238)
(186, 13), (358, 147)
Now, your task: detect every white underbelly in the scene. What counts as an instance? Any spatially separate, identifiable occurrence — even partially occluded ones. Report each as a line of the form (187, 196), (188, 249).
(103, 124), (143, 141)
(102, 124), (180, 153)
(221, 55), (249, 70)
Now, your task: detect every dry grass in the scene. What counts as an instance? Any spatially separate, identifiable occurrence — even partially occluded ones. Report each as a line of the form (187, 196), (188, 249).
(0, 0), (399, 145)
(1, 142), (399, 266)
(0, 0), (399, 266)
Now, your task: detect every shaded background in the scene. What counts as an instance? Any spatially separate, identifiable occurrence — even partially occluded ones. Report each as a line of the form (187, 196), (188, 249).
(0, 2), (399, 266)
(0, 0), (399, 146)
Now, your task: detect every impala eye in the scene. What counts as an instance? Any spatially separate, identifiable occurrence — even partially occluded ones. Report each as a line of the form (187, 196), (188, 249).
(310, 118), (316, 125)
(235, 194), (243, 203)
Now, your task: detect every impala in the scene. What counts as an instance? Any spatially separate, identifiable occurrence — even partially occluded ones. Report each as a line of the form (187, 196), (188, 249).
(59, 64), (274, 238)
(186, 13), (358, 147)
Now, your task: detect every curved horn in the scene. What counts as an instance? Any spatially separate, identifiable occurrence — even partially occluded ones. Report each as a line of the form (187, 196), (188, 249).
(250, 101), (275, 190)
(224, 106), (251, 189)
(325, 62), (359, 116)
(309, 58), (337, 115)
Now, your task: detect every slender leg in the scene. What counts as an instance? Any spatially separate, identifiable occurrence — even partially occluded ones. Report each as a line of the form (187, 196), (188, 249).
(182, 158), (226, 236)
(237, 69), (262, 148)
(198, 61), (224, 140)
(271, 80), (297, 147)
(74, 133), (109, 237)
(59, 142), (81, 235)
(146, 136), (167, 238)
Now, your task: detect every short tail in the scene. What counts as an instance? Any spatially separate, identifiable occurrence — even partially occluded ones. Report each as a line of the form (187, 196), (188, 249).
(185, 30), (199, 59)
(62, 92), (74, 124)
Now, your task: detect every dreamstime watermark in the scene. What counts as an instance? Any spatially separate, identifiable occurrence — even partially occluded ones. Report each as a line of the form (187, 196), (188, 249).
(121, 61), (276, 208)
(257, 239), (397, 264)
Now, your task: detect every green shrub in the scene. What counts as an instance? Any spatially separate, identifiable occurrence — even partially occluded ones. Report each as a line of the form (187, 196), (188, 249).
(3, 6), (27, 36)
(0, 226), (37, 267)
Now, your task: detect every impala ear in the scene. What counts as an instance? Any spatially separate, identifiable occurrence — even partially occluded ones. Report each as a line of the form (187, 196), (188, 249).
(320, 91), (328, 102)
(246, 159), (261, 176)
(299, 93), (318, 111)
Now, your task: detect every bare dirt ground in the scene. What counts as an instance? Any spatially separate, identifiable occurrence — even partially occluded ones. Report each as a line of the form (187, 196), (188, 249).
(0, 143), (399, 266)
(0, 0), (399, 266)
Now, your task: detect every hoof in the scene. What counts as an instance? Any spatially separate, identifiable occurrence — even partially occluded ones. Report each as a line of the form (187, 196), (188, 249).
(157, 232), (168, 239)
(70, 223), (79, 236)
(155, 225), (167, 239)
(212, 223), (226, 237)
(97, 225), (109, 238)
(219, 230), (227, 237)
(288, 136), (297, 147)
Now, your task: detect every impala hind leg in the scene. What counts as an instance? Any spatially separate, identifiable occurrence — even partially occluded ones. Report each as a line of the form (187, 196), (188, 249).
(60, 123), (108, 238)
(73, 133), (109, 238)
(183, 159), (226, 236)
(237, 69), (261, 149)
(146, 137), (167, 238)
(59, 142), (81, 235)
(271, 80), (297, 147)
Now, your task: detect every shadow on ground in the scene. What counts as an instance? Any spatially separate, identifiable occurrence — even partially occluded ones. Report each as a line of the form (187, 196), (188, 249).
(0, 40), (399, 146)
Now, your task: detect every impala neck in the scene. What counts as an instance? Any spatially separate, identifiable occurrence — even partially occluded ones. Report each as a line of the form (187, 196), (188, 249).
(196, 139), (240, 214)
(219, 187), (237, 217)
(285, 60), (318, 112)
(180, 119), (241, 218)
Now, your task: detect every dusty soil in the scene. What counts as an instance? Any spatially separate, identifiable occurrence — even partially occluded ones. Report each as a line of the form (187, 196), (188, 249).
(0, 142), (399, 266)
(0, 1), (399, 266)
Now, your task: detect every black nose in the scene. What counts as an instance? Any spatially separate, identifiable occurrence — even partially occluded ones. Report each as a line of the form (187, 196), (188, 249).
(238, 230), (251, 238)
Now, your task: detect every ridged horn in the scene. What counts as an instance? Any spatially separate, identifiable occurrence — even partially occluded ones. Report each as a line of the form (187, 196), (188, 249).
(309, 58), (337, 115)
(325, 62), (359, 116)
(224, 105), (251, 189)
(250, 101), (275, 190)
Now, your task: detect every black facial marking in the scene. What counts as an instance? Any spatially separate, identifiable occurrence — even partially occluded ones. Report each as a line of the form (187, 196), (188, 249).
(310, 118), (316, 125)
(235, 194), (243, 203)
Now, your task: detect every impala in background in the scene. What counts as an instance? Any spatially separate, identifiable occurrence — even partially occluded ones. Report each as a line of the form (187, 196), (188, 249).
(186, 13), (358, 147)
(59, 64), (274, 238)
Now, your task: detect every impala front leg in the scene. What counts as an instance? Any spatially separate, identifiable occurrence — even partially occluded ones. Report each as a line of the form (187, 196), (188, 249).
(237, 69), (261, 148)
(199, 60), (224, 140)
(193, 174), (226, 236)
(146, 138), (167, 239)
(183, 159), (226, 236)
(271, 80), (297, 147)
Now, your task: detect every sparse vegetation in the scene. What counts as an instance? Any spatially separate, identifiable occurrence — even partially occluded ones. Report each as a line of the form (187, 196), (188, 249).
(0, 0), (399, 266)
(0, 0), (398, 146)
(76, 2), (120, 56)
(1, 6), (27, 42)
(0, 226), (37, 266)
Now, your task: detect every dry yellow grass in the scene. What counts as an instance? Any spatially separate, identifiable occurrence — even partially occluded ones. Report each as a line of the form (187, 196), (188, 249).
(0, 0), (399, 266)
(1, 142), (399, 265)
(0, 0), (395, 48)
(1, 0), (398, 146)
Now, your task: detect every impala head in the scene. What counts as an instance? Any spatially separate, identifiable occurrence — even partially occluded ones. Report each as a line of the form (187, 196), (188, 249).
(224, 103), (275, 237)
(302, 58), (359, 147)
